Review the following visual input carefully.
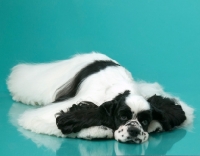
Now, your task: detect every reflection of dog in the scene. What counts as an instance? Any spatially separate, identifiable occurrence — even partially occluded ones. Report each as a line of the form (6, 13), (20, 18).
(7, 52), (194, 143)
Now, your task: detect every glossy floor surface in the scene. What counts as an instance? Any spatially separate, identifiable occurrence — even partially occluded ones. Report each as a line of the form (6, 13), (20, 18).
(1, 1), (200, 155)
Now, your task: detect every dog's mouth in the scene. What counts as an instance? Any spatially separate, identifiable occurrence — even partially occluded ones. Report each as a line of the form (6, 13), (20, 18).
(114, 119), (149, 144)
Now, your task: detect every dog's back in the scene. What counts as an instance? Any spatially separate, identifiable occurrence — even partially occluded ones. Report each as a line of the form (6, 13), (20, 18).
(7, 52), (113, 105)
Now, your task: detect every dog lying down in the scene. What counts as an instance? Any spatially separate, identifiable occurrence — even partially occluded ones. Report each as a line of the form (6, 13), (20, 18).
(55, 91), (187, 143)
(7, 52), (194, 144)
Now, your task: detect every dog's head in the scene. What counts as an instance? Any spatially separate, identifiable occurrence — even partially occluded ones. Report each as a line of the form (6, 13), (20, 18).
(113, 93), (151, 143)
(114, 94), (186, 143)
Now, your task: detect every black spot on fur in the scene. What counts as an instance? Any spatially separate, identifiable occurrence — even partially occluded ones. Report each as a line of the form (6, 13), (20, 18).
(54, 60), (120, 102)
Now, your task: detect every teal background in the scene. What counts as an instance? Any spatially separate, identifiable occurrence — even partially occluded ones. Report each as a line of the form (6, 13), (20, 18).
(0, 0), (200, 155)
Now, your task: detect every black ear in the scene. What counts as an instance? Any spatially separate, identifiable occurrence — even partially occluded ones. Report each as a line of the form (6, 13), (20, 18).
(147, 95), (186, 131)
(99, 101), (116, 116)
(99, 90), (130, 116)
(56, 110), (75, 134)
(56, 102), (100, 134)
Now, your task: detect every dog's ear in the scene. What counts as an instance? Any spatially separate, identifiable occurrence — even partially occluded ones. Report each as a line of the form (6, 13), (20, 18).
(147, 95), (186, 131)
(99, 100), (117, 116)
(56, 111), (75, 134)
(56, 107), (101, 134)
(99, 90), (130, 116)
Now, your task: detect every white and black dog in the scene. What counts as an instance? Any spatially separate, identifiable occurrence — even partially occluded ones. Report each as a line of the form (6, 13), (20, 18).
(7, 52), (194, 143)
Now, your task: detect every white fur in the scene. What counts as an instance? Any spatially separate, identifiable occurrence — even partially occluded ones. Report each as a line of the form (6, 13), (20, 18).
(7, 53), (115, 105)
(125, 95), (150, 116)
(7, 52), (194, 139)
(75, 126), (113, 139)
(114, 119), (149, 143)
(148, 120), (163, 133)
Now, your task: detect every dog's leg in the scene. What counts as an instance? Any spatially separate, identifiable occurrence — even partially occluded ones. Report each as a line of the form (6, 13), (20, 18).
(18, 100), (114, 139)
(18, 100), (77, 137)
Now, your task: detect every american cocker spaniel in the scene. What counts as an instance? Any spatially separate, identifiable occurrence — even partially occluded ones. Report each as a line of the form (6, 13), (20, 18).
(7, 52), (194, 143)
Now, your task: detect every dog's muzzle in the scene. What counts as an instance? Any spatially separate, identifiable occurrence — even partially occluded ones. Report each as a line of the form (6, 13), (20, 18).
(114, 119), (149, 144)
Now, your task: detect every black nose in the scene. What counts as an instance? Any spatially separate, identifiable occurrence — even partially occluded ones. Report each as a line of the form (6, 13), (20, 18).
(127, 127), (141, 137)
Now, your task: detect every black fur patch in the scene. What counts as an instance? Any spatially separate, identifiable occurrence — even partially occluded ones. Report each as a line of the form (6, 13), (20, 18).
(68, 101), (98, 112)
(56, 90), (132, 134)
(148, 95), (186, 131)
(54, 60), (120, 102)
(137, 110), (152, 132)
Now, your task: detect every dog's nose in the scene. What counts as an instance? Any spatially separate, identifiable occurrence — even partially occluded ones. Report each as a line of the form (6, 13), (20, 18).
(127, 127), (141, 137)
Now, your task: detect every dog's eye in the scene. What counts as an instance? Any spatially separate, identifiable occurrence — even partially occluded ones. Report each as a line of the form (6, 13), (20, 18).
(142, 120), (148, 125)
(120, 116), (128, 120)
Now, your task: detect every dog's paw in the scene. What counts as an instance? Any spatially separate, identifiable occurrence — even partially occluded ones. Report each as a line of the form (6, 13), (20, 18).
(55, 110), (78, 134)
(76, 126), (114, 139)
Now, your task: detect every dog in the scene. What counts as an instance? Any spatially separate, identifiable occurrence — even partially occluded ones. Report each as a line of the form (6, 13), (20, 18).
(7, 52), (194, 143)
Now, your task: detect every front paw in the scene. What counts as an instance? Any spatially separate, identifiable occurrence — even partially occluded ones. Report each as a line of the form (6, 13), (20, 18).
(77, 126), (114, 139)
(55, 110), (80, 134)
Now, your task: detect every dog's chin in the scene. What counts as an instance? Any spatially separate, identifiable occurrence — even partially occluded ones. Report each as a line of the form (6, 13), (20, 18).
(114, 119), (149, 144)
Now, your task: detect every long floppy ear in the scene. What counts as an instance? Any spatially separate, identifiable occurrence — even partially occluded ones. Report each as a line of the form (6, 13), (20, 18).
(147, 95), (186, 131)
(56, 101), (100, 134)
(99, 101), (117, 116)
(99, 90), (130, 116)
